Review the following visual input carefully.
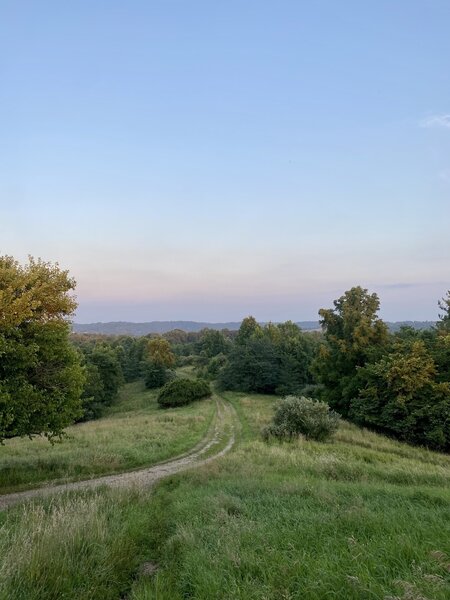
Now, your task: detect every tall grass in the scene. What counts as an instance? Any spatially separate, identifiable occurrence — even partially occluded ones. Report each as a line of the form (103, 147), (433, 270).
(129, 393), (450, 600)
(0, 392), (449, 600)
(0, 381), (214, 493)
(0, 489), (156, 600)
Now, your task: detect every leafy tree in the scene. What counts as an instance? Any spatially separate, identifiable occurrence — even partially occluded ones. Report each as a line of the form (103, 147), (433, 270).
(163, 329), (190, 344)
(197, 329), (230, 358)
(79, 362), (105, 421)
(147, 337), (175, 368)
(89, 344), (123, 405)
(0, 256), (84, 442)
(144, 362), (172, 389)
(218, 319), (318, 395)
(315, 286), (389, 415)
(274, 322), (319, 395)
(198, 353), (228, 380)
(218, 335), (281, 393)
(351, 340), (450, 451)
(141, 337), (176, 390)
(235, 316), (262, 345)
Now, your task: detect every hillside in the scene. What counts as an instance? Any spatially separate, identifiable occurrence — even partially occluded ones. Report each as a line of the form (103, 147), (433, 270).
(1, 388), (449, 600)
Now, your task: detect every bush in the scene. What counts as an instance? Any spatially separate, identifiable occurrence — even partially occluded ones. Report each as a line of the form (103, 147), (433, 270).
(144, 362), (173, 389)
(157, 378), (211, 408)
(262, 396), (340, 442)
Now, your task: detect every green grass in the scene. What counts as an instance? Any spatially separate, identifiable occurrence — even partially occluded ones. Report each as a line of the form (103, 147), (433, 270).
(0, 381), (214, 494)
(0, 391), (449, 600)
(129, 392), (450, 600)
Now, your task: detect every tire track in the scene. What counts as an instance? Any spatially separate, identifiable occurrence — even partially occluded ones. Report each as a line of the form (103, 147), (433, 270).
(0, 396), (238, 511)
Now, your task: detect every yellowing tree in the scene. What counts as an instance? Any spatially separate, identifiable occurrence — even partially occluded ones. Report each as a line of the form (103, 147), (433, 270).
(0, 256), (84, 442)
(315, 286), (389, 415)
(147, 337), (175, 368)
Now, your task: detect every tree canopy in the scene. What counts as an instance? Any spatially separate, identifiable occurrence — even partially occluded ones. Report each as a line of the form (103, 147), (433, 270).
(315, 286), (389, 415)
(0, 256), (84, 442)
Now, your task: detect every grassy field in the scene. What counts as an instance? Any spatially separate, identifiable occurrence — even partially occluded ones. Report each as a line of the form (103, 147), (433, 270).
(0, 391), (449, 600)
(0, 381), (214, 494)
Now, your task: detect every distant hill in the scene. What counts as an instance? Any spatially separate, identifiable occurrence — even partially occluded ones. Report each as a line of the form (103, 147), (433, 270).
(72, 321), (243, 336)
(385, 321), (436, 332)
(72, 320), (436, 336)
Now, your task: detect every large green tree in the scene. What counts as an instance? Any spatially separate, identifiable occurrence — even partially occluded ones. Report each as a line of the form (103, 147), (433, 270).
(0, 256), (85, 442)
(351, 340), (450, 451)
(315, 286), (389, 415)
(197, 329), (230, 358)
(218, 318), (317, 394)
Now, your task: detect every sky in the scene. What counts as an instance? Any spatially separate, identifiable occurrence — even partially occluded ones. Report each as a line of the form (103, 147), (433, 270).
(1, 0), (449, 323)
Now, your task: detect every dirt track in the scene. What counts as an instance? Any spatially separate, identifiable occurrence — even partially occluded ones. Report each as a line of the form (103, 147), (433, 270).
(0, 396), (237, 511)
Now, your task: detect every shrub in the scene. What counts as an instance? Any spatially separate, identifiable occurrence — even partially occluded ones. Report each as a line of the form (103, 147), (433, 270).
(157, 378), (211, 408)
(144, 362), (172, 389)
(262, 395), (340, 442)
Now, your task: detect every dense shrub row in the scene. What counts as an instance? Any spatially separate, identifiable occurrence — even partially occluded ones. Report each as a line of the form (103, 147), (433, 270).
(157, 378), (211, 408)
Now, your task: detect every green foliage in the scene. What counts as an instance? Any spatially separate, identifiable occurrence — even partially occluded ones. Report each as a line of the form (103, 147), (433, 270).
(218, 318), (317, 394)
(72, 334), (151, 420)
(219, 335), (280, 393)
(235, 315), (262, 344)
(0, 256), (84, 442)
(274, 324), (321, 395)
(74, 343), (124, 421)
(197, 328), (230, 358)
(89, 345), (123, 402)
(263, 395), (340, 441)
(112, 336), (148, 382)
(157, 378), (211, 408)
(147, 337), (175, 368)
(315, 286), (389, 415)
(197, 352), (228, 380)
(351, 340), (450, 451)
(144, 362), (173, 389)
(79, 362), (105, 421)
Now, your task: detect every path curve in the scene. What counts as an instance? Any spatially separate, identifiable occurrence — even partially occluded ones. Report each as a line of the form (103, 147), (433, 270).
(0, 395), (238, 511)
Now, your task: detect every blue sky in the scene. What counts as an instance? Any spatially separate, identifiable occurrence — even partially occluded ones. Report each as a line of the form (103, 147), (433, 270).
(1, 1), (449, 322)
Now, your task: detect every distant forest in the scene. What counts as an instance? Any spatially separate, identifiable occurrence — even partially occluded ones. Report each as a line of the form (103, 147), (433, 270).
(73, 320), (436, 336)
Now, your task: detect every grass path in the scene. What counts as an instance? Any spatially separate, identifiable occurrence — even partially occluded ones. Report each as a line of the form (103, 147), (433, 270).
(0, 381), (214, 494)
(0, 394), (238, 511)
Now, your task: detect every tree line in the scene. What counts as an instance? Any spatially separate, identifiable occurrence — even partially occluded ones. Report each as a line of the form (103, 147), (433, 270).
(1, 256), (449, 451)
(165, 288), (450, 451)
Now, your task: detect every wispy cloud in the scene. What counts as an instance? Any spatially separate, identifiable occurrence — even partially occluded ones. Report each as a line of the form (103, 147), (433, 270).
(420, 114), (450, 129)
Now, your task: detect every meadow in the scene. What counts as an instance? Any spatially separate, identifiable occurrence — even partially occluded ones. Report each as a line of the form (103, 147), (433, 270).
(0, 381), (214, 494)
(0, 389), (449, 600)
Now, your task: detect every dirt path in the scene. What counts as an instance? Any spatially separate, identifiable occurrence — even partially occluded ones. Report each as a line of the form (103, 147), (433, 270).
(0, 395), (238, 511)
